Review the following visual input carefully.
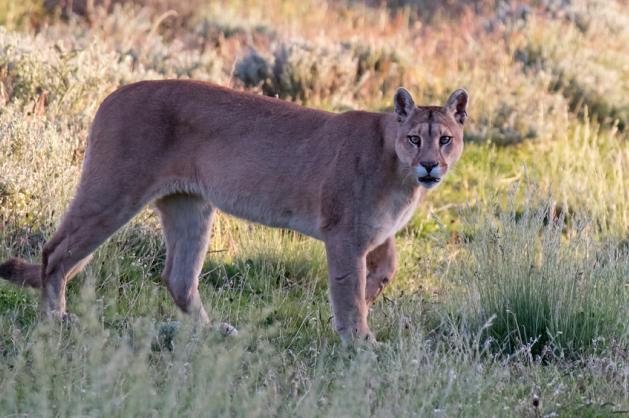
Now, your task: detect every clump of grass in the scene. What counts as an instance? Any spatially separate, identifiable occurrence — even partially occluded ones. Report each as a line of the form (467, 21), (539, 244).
(447, 193), (628, 358)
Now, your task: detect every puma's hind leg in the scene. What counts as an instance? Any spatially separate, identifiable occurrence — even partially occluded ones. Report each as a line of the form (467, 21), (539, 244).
(365, 237), (397, 305)
(40, 184), (148, 320)
(156, 194), (237, 335)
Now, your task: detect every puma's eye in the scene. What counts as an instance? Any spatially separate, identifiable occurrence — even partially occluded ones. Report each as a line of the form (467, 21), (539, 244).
(407, 135), (421, 146)
(439, 135), (453, 145)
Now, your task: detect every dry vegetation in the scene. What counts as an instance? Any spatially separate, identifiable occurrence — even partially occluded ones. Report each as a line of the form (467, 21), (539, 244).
(0, 0), (628, 416)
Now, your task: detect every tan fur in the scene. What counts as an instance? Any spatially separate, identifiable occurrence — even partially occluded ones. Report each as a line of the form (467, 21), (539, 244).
(0, 80), (468, 342)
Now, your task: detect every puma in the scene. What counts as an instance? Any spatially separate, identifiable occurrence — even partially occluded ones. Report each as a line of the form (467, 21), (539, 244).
(0, 80), (468, 342)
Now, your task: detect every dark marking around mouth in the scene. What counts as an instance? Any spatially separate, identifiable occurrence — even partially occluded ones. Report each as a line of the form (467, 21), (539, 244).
(418, 175), (440, 183)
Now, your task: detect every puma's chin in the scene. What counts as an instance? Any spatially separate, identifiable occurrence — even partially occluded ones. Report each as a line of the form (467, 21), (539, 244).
(417, 176), (441, 189)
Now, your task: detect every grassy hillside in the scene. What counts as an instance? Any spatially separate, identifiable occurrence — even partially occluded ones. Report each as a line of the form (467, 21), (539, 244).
(0, 1), (627, 416)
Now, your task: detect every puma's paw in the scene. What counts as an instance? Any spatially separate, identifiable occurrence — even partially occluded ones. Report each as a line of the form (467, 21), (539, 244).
(43, 310), (79, 326)
(62, 312), (79, 325)
(338, 326), (377, 346)
(216, 322), (239, 337)
(361, 330), (379, 347)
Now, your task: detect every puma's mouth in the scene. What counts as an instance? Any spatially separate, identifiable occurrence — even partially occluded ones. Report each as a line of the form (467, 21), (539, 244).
(417, 175), (441, 187)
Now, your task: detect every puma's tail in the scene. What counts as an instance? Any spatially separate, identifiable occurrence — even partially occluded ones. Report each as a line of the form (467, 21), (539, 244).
(0, 258), (42, 288)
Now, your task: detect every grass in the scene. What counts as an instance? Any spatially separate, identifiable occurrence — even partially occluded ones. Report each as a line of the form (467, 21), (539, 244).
(446, 195), (628, 358)
(0, 0), (628, 416)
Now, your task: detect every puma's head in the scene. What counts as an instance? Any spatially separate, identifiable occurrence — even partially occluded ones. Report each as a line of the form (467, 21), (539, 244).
(392, 87), (468, 189)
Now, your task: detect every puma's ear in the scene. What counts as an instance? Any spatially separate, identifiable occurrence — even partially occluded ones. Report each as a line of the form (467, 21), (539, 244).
(394, 87), (415, 123)
(444, 88), (469, 124)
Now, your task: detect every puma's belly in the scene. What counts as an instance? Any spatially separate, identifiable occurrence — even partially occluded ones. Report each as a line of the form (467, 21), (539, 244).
(207, 189), (322, 239)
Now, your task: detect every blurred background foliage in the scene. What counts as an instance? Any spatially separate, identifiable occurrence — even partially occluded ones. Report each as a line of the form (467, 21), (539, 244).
(0, 0), (627, 143)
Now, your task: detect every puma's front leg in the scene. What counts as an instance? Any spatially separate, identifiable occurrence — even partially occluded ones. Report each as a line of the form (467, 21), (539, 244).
(324, 238), (374, 343)
(366, 237), (397, 304)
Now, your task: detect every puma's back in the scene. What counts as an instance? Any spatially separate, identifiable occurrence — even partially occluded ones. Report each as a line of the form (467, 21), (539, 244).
(89, 80), (395, 238)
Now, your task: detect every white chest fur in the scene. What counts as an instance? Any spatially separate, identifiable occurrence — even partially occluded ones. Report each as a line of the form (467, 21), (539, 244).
(369, 188), (423, 247)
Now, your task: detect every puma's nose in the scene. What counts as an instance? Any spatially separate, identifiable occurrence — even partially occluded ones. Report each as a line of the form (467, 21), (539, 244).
(420, 161), (439, 173)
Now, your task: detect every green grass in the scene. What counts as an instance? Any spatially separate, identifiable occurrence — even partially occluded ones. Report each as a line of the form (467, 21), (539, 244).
(445, 195), (628, 358)
(0, 1), (628, 416)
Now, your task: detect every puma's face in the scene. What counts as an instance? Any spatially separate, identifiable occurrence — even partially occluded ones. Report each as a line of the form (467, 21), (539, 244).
(393, 88), (468, 189)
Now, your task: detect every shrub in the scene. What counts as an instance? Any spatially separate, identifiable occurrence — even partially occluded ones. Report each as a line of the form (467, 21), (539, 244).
(349, 41), (407, 99)
(235, 40), (357, 103)
(234, 48), (273, 89)
(235, 39), (408, 105)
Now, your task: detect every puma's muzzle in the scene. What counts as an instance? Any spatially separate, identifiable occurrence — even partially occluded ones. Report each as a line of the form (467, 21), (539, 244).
(415, 164), (442, 188)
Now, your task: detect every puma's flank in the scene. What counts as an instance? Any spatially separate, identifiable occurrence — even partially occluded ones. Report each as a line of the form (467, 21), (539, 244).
(0, 80), (468, 342)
